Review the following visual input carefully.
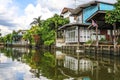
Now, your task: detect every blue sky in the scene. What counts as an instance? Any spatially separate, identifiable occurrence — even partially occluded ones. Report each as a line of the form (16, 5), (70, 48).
(13, 0), (37, 14)
(0, 0), (117, 36)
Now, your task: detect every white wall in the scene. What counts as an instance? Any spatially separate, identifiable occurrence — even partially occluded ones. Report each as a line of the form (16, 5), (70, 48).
(65, 27), (96, 43)
(62, 11), (71, 18)
(76, 14), (82, 23)
(69, 17), (76, 23)
(79, 27), (94, 42)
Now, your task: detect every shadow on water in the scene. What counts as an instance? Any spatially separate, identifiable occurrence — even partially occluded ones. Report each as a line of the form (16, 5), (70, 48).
(0, 47), (120, 80)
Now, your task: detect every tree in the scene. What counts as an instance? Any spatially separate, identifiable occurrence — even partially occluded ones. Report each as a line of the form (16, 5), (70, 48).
(0, 37), (4, 43)
(23, 30), (34, 47)
(41, 14), (69, 46)
(30, 16), (42, 27)
(3, 33), (12, 45)
(0, 29), (1, 36)
(30, 16), (44, 47)
(105, 0), (120, 53)
(12, 30), (19, 42)
(105, 0), (120, 24)
(30, 25), (43, 47)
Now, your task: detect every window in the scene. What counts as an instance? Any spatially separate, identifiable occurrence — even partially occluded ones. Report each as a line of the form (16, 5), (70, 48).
(66, 29), (76, 43)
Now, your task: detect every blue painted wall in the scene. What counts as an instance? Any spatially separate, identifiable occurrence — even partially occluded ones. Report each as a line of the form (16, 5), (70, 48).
(83, 5), (98, 23)
(83, 3), (114, 23)
(100, 3), (114, 10)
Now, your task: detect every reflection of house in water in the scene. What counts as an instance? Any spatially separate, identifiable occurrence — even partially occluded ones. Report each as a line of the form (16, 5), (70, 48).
(64, 56), (93, 72)
(56, 51), (120, 80)
(5, 47), (29, 54)
(56, 53), (95, 80)
(56, 50), (94, 73)
(12, 47), (30, 53)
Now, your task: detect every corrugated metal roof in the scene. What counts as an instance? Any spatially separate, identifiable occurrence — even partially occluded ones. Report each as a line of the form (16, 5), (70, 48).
(60, 7), (74, 15)
(59, 23), (89, 30)
(71, 0), (115, 15)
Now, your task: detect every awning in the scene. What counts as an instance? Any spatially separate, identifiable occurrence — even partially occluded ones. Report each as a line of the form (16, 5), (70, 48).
(58, 23), (89, 30)
(86, 11), (114, 30)
(86, 11), (106, 22)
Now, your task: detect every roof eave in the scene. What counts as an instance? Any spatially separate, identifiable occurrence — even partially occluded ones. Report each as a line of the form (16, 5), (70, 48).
(59, 23), (89, 30)
(71, 0), (115, 15)
(86, 11), (106, 22)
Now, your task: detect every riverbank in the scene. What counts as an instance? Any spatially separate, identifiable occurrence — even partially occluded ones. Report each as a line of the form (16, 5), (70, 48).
(59, 44), (120, 56)
(1, 42), (120, 56)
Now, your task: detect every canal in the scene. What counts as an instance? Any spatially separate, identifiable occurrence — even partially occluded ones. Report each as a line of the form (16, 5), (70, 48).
(0, 47), (120, 80)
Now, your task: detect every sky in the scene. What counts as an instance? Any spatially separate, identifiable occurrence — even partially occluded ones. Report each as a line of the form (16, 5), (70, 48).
(0, 54), (43, 80)
(0, 0), (117, 36)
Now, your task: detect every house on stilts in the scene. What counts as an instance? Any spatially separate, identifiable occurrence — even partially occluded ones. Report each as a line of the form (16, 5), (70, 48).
(56, 1), (120, 53)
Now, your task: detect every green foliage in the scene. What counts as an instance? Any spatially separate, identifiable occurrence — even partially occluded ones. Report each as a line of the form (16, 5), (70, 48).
(42, 29), (55, 45)
(44, 40), (55, 46)
(2, 30), (21, 44)
(0, 37), (4, 43)
(41, 14), (69, 46)
(3, 33), (13, 44)
(85, 40), (93, 44)
(99, 38), (107, 42)
(23, 30), (34, 45)
(117, 37), (120, 44)
(30, 16), (43, 27)
(12, 30), (21, 42)
(43, 52), (55, 67)
(2, 14), (69, 47)
(29, 25), (43, 36)
(105, 0), (120, 24)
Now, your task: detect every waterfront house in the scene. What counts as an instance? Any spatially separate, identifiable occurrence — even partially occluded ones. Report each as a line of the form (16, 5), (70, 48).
(58, 1), (116, 46)
(59, 7), (93, 44)
(12, 30), (28, 46)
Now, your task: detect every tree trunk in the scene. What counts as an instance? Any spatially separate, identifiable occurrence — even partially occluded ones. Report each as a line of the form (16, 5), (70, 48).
(110, 30), (113, 42)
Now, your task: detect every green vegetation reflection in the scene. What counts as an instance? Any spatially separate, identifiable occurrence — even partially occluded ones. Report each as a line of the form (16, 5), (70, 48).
(0, 48), (67, 80)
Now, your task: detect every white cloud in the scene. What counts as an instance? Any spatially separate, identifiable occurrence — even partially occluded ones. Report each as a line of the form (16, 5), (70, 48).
(0, 0), (19, 36)
(13, 2), (55, 32)
(0, 54), (40, 80)
(0, 25), (12, 36)
(0, 0), (117, 36)
(98, 0), (117, 3)
(0, 0), (18, 20)
(37, 0), (74, 13)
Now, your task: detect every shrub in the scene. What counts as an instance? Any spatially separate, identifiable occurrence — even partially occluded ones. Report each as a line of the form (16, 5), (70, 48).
(85, 40), (93, 44)
(99, 38), (106, 42)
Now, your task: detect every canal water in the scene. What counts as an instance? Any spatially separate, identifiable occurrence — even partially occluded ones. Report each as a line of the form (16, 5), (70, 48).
(0, 47), (120, 80)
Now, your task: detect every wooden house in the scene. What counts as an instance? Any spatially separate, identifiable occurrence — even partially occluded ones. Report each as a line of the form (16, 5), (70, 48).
(58, 1), (116, 46)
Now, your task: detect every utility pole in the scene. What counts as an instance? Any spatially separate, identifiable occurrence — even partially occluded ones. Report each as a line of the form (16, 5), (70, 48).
(74, 0), (87, 8)
(74, 0), (77, 8)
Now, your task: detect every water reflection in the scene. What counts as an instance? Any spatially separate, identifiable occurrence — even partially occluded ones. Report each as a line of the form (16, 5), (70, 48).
(0, 47), (64, 80)
(0, 52), (37, 80)
(56, 51), (120, 80)
(0, 47), (120, 80)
